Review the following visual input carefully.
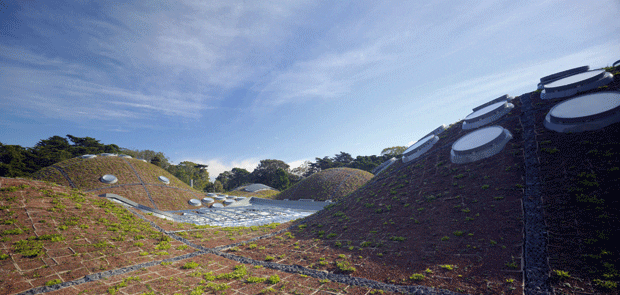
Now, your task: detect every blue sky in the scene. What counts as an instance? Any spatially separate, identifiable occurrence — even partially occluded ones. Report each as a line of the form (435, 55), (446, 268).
(1, 0), (619, 180)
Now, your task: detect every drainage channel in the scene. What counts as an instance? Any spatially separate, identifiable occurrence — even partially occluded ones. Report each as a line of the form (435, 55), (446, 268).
(519, 92), (551, 295)
(122, 158), (158, 209)
(50, 166), (77, 189)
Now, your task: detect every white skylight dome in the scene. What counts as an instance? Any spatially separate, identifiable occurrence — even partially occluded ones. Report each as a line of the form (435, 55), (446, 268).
(100, 174), (118, 184)
(372, 157), (397, 175)
(537, 66), (589, 90)
(137, 158), (147, 162)
(202, 197), (214, 204)
(544, 91), (620, 133)
(158, 176), (170, 184)
(211, 203), (224, 208)
(541, 70), (614, 100)
(472, 94), (514, 112)
(188, 199), (202, 206)
(223, 200), (235, 205)
(402, 135), (439, 163)
(214, 195), (226, 201)
(119, 154), (132, 158)
(236, 197), (246, 201)
(419, 124), (447, 140)
(100, 153), (117, 157)
(81, 154), (97, 159)
(451, 126), (513, 164)
(462, 101), (514, 130)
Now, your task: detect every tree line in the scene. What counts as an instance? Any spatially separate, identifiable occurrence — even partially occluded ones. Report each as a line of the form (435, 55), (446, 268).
(1, 135), (408, 193)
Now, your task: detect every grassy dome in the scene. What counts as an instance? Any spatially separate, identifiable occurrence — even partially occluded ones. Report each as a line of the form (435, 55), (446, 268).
(275, 167), (373, 202)
(33, 155), (203, 211)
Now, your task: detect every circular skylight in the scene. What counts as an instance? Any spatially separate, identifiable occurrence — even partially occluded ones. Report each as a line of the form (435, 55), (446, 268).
(158, 176), (170, 184)
(544, 91), (620, 132)
(542, 70), (614, 100)
(236, 197), (246, 201)
(137, 159), (147, 162)
(119, 154), (132, 158)
(402, 135), (439, 164)
(462, 101), (514, 130)
(207, 193), (217, 197)
(451, 126), (513, 164)
(372, 157), (397, 175)
(188, 199), (202, 206)
(472, 95), (513, 112)
(100, 174), (118, 184)
(214, 195), (226, 201)
(100, 153), (117, 157)
(223, 200), (234, 205)
(202, 197), (214, 203)
(540, 66), (589, 83)
(81, 154), (97, 159)
(211, 203), (224, 208)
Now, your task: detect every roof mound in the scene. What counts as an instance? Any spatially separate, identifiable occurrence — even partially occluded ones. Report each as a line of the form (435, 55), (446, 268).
(275, 167), (373, 202)
(32, 156), (203, 211)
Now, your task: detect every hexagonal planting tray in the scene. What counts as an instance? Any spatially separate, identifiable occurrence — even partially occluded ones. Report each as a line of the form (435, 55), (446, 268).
(450, 126), (513, 164)
(462, 101), (514, 130)
(544, 91), (620, 132)
(541, 69), (614, 100)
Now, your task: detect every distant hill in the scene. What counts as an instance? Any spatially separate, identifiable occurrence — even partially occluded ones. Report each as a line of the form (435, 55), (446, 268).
(274, 167), (373, 202)
(33, 155), (204, 211)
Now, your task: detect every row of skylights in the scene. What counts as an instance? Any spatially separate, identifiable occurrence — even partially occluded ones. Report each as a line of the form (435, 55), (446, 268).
(400, 94), (516, 165)
(81, 154), (147, 162)
(97, 174), (171, 184)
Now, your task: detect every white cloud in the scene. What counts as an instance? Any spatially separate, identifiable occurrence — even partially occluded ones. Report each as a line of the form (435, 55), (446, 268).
(287, 159), (309, 170)
(183, 158), (260, 181)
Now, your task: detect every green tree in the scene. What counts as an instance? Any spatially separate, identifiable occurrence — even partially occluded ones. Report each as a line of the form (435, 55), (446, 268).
(381, 146), (407, 157)
(272, 168), (290, 191)
(30, 136), (73, 168)
(121, 149), (170, 168)
(167, 161), (210, 191)
(250, 159), (290, 186)
(212, 180), (224, 193)
(334, 152), (354, 165)
(0, 144), (36, 177)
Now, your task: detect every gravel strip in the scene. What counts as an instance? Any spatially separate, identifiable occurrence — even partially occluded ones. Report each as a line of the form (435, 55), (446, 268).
(50, 165), (77, 189)
(519, 92), (551, 295)
(84, 182), (143, 192)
